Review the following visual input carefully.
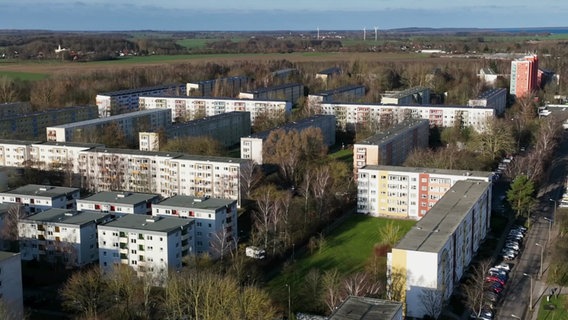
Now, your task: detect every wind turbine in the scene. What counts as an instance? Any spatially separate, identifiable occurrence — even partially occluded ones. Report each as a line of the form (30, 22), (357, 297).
(363, 27), (366, 41)
(374, 26), (378, 41)
(317, 27), (320, 40)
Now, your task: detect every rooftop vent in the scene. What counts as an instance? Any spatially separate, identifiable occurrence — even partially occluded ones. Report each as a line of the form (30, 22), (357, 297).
(64, 212), (75, 217)
(116, 192), (131, 198)
(38, 186), (53, 191)
(145, 217), (160, 223)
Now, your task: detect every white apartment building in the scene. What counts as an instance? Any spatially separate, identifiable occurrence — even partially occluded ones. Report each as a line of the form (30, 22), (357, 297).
(319, 102), (496, 132)
(152, 195), (237, 257)
(0, 184), (80, 214)
(357, 165), (493, 219)
(46, 108), (171, 144)
(307, 85), (366, 113)
(96, 83), (187, 117)
(238, 83), (304, 104)
(18, 209), (113, 266)
(468, 88), (507, 116)
(139, 95), (291, 125)
(388, 180), (491, 319)
(187, 76), (249, 97)
(0, 251), (23, 320)
(77, 191), (161, 217)
(30, 141), (103, 173)
(241, 115), (336, 164)
(98, 214), (194, 279)
(0, 139), (39, 167)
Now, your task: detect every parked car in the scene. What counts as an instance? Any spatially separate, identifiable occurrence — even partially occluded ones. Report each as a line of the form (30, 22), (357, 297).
(487, 283), (503, 294)
(484, 291), (500, 302)
(486, 276), (506, 286)
(501, 249), (517, 260)
(488, 270), (508, 280)
(508, 230), (524, 237)
(494, 263), (511, 272)
(505, 242), (520, 251)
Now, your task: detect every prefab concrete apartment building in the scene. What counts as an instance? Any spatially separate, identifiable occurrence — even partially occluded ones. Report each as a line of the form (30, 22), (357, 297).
(320, 102), (496, 132)
(152, 195), (238, 257)
(307, 85), (366, 112)
(139, 111), (251, 151)
(240, 115), (336, 164)
(387, 180), (491, 319)
(18, 209), (113, 266)
(98, 214), (194, 278)
(467, 88), (507, 115)
(187, 76), (249, 97)
(238, 83), (304, 104)
(0, 184), (80, 214)
(380, 87), (431, 105)
(77, 191), (161, 217)
(357, 165), (493, 219)
(46, 108), (172, 145)
(139, 95), (291, 125)
(510, 54), (539, 98)
(0, 251), (24, 320)
(96, 83), (187, 117)
(353, 119), (429, 176)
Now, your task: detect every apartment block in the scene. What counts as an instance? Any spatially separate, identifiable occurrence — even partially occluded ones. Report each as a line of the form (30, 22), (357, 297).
(353, 119), (429, 176)
(152, 195), (237, 257)
(0, 139), (39, 167)
(320, 102), (496, 132)
(30, 141), (103, 173)
(139, 112), (251, 151)
(187, 76), (249, 97)
(77, 191), (160, 217)
(387, 180), (491, 318)
(139, 95), (291, 125)
(0, 105), (98, 140)
(238, 83), (304, 104)
(96, 83), (187, 117)
(46, 108), (171, 145)
(18, 209), (113, 266)
(98, 214), (194, 278)
(307, 85), (366, 113)
(0, 252), (23, 320)
(241, 115), (336, 164)
(0, 184), (80, 214)
(0, 102), (31, 118)
(468, 88), (507, 115)
(357, 165), (493, 219)
(316, 67), (342, 81)
(330, 296), (403, 320)
(381, 87), (431, 105)
(510, 54), (539, 98)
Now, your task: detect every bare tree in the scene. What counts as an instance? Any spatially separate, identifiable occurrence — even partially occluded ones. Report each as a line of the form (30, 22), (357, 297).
(322, 268), (343, 313)
(60, 266), (111, 319)
(463, 259), (493, 317)
(0, 204), (26, 251)
(311, 165), (331, 219)
(0, 77), (18, 103)
(239, 160), (263, 200)
(252, 184), (279, 251)
(342, 272), (382, 298)
(210, 227), (237, 261)
(419, 288), (445, 319)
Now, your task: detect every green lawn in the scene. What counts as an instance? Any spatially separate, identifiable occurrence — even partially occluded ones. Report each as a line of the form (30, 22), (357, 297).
(328, 148), (353, 165)
(176, 38), (213, 49)
(537, 294), (568, 320)
(0, 70), (48, 81)
(267, 214), (415, 296)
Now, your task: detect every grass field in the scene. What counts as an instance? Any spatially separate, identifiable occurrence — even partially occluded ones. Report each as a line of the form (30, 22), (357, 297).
(176, 38), (213, 49)
(537, 294), (568, 320)
(267, 214), (415, 304)
(0, 70), (48, 81)
(328, 148), (353, 165)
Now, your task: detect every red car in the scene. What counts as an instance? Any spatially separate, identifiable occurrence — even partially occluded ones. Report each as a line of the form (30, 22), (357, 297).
(485, 276), (505, 286)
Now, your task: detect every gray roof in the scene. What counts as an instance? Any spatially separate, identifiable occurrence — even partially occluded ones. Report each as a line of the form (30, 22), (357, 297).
(382, 86), (429, 99)
(0, 139), (42, 145)
(248, 115), (335, 140)
(473, 88), (507, 100)
(87, 146), (245, 164)
(48, 109), (169, 129)
(324, 102), (494, 110)
(0, 251), (20, 262)
(156, 195), (235, 210)
(141, 95), (288, 103)
(394, 180), (490, 253)
(245, 83), (303, 94)
(330, 296), (402, 320)
(33, 141), (105, 149)
(101, 214), (193, 233)
(360, 165), (493, 180)
(79, 191), (160, 205)
(315, 85), (366, 97)
(99, 83), (186, 97)
(2, 184), (79, 198)
(356, 119), (428, 146)
(317, 67), (342, 75)
(22, 209), (111, 226)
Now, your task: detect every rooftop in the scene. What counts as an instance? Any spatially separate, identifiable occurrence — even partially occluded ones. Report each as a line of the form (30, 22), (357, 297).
(394, 180), (490, 253)
(0, 139), (42, 146)
(329, 296), (403, 320)
(472, 88), (507, 100)
(189, 76), (248, 85)
(317, 67), (342, 75)
(101, 214), (193, 233)
(79, 191), (159, 205)
(247, 114), (336, 140)
(32, 141), (105, 149)
(98, 83), (186, 97)
(244, 83), (303, 94)
(314, 85), (366, 97)
(381, 86), (429, 99)
(355, 119), (429, 146)
(156, 195), (236, 210)
(21, 209), (112, 225)
(87, 146), (246, 164)
(360, 165), (493, 179)
(140, 95), (288, 103)
(0, 251), (20, 262)
(322, 101), (494, 110)
(480, 67), (497, 75)
(48, 109), (170, 129)
(1, 184), (79, 198)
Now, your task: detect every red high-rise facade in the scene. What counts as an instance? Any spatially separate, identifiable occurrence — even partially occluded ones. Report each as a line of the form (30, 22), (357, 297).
(510, 54), (539, 98)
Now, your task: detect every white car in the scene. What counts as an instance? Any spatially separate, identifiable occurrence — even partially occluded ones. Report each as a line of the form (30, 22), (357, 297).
(495, 263), (511, 272)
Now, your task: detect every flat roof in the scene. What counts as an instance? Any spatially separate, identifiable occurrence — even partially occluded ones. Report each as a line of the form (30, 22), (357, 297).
(323, 102), (494, 110)
(87, 146), (245, 163)
(22, 209), (111, 226)
(140, 95), (288, 103)
(394, 180), (490, 253)
(0, 139), (42, 145)
(33, 141), (105, 149)
(360, 165), (493, 179)
(330, 296), (402, 320)
(156, 195), (235, 210)
(245, 83), (303, 94)
(382, 86), (429, 99)
(48, 109), (169, 129)
(0, 251), (20, 262)
(98, 83), (186, 97)
(356, 119), (428, 145)
(317, 67), (342, 75)
(101, 214), (193, 233)
(248, 115), (335, 139)
(3, 105), (96, 120)
(189, 76), (248, 85)
(79, 191), (159, 205)
(2, 184), (79, 198)
(473, 88), (507, 100)
(315, 85), (366, 97)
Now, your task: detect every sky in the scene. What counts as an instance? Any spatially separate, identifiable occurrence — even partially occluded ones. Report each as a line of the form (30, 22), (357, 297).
(2, 0), (568, 31)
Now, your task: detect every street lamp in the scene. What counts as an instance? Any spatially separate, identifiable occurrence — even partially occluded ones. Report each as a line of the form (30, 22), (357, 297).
(523, 273), (534, 311)
(285, 283), (291, 319)
(543, 217), (553, 245)
(549, 199), (557, 224)
(536, 243), (544, 279)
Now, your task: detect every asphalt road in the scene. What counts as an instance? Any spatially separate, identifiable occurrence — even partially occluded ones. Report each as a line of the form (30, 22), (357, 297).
(497, 131), (568, 320)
